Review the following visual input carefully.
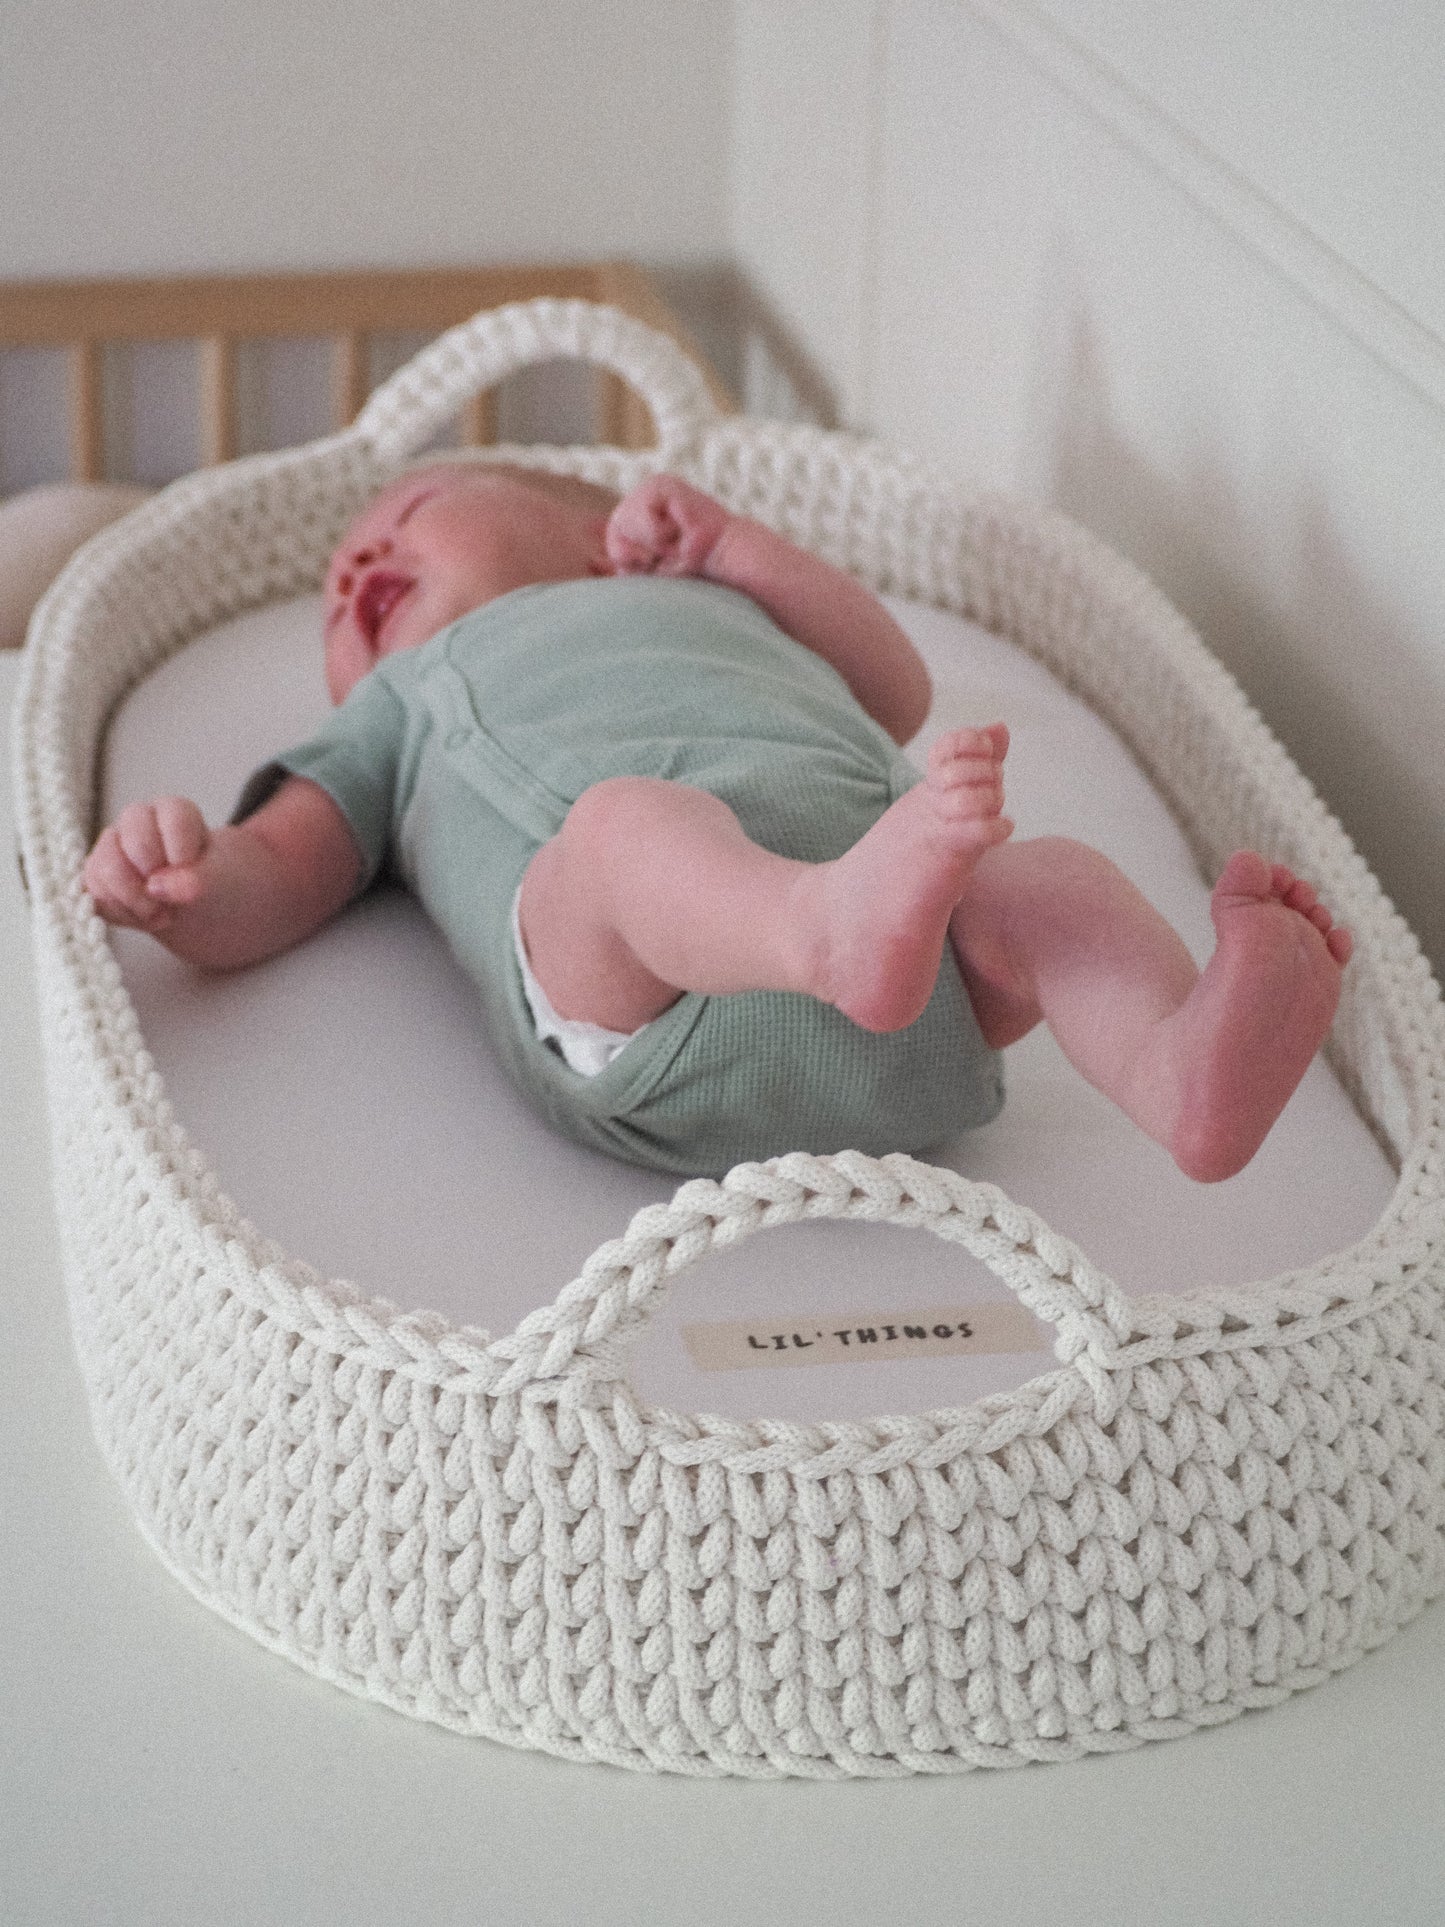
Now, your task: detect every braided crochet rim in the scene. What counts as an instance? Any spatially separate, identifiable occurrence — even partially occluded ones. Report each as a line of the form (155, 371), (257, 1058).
(13, 298), (1445, 1776)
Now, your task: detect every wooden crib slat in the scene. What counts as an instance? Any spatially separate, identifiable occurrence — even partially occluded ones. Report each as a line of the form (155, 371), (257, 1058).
(461, 390), (498, 446)
(0, 266), (608, 347)
(199, 336), (237, 464)
(332, 332), (369, 429)
(68, 341), (105, 482)
(2, 263), (733, 485)
(596, 370), (628, 448)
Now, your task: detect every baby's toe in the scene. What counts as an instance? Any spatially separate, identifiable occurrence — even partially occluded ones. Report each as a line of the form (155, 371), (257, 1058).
(929, 724), (1004, 767)
(932, 767), (1003, 818)
(1217, 850), (1274, 900)
(932, 753), (998, 789)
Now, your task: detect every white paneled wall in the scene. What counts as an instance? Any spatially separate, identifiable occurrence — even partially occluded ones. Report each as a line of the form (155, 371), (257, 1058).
(732, 0), (1445, 971)
(1029, 0), (1445, 344)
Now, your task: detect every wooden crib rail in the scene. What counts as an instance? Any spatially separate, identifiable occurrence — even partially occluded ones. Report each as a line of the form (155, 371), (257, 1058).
(0, 260), (732, 480)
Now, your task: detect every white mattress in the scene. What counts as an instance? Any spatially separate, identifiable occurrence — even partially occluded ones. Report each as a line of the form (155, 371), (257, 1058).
(103, 594), (1395, 1422)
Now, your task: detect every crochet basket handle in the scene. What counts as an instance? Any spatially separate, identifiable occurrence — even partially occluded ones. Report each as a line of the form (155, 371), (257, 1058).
(482, 1151), (1137, 1398)
(351, 297), (721, 467)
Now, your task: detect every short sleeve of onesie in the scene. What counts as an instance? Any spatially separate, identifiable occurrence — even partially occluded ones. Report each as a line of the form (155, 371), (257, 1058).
(231, 671), (409, 890)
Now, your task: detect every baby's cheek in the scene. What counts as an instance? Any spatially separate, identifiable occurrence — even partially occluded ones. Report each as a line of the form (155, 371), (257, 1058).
(325, 628), (371, 704)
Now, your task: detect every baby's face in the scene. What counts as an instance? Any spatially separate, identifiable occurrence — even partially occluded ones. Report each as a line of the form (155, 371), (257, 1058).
(323, 465), (610, 702)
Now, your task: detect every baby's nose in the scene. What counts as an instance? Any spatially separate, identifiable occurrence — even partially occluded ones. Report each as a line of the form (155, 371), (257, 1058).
(335, 537), (392, 597)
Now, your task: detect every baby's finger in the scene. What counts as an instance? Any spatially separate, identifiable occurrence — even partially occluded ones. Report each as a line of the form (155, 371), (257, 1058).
(644, 503), (681, 551)
(145, 864), (205, 907)
(605, 515), (660, 574)
(115, 801), (168, 878)
(84, 830), (171, 929)
(153, 795), (208, 869)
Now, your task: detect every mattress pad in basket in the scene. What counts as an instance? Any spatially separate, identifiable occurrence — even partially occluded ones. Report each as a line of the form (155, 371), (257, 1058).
(14, 299), (1445, 1777)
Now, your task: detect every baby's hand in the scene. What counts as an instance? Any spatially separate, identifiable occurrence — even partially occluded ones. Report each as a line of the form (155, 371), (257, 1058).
(83, 797), (213, 933)
(605, 475), (729, 578)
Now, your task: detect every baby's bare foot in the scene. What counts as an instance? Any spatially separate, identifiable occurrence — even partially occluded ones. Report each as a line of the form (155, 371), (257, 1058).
(1164, 850), (1351, 1181)
(796, 724), (1013, 1030)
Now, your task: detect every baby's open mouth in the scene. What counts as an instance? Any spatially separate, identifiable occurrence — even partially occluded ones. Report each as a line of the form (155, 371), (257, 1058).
(355, 570), (414, 649)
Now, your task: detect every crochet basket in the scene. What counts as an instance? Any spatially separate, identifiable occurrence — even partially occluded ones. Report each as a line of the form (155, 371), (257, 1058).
(14, 299), (1445, 1778)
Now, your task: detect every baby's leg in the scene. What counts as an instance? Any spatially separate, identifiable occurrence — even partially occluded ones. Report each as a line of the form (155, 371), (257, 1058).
(517, 726), (1012, 1035)
(951, 839), (1352, 1181)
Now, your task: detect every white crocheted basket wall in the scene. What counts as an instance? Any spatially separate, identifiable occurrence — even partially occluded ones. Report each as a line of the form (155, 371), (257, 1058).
(14, 299), (1445, 1778)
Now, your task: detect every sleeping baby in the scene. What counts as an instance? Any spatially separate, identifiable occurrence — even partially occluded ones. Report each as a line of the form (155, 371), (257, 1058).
(83, 462), (1352, 1180)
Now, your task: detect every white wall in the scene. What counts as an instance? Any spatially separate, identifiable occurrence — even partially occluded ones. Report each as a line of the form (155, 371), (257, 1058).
(729, 1), (879, 424)
(1, 0), (730, 277)
(731, 0), (1445, 972)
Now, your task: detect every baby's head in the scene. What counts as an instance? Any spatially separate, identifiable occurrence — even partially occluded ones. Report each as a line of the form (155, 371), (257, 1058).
(323, 461), (621, 702)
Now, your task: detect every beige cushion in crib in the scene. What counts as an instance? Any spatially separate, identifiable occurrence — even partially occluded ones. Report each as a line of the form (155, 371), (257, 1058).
(0, 483), (153, 649)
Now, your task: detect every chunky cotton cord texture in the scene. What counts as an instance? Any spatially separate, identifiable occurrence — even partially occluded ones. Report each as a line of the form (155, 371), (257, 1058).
(13, 299), (1445, 1776)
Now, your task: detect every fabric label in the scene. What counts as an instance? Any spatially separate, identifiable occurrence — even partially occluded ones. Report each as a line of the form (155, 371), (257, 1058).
(681, 1302), (1050, 1372)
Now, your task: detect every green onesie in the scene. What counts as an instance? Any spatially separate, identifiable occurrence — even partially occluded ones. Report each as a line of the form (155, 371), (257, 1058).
(237, 576), (1004, 1176)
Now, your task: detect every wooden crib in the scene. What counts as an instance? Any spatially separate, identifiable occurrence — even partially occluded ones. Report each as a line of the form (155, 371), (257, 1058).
(0, 257), (732, 480)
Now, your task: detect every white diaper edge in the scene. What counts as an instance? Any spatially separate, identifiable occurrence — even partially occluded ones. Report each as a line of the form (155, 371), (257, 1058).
(510, 887), (646, 1077)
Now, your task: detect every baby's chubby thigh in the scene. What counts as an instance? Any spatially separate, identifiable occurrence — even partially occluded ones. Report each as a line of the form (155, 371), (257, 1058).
(517, 761), (876, 1029)
(516, 777), (701, 1035)
(517, 739), (946, 1040)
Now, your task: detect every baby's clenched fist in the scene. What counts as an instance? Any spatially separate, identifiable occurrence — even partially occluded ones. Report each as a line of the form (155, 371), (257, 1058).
(605, 474), (729, 579)
(83, 796), (212, 932)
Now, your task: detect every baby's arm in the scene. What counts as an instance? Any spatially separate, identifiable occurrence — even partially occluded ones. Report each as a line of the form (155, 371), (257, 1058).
(83, 776), (363, 970)
(605, 475), (932, 744)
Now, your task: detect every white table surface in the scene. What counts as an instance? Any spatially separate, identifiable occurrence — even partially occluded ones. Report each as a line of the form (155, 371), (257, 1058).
(4, 649), (1443, 1927)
